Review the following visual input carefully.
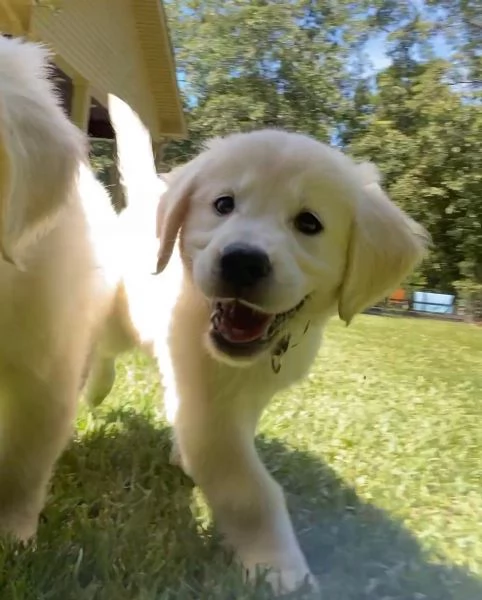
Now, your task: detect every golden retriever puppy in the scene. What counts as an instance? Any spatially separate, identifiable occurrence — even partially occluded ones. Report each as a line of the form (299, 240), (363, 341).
(0, 37), (119, 540)
(150, 130), (429, 593)
(88, 123), (428, 592)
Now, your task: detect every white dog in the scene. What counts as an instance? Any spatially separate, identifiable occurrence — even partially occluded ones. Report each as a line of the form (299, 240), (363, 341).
(90, 127), (429, 593)
(153, 131), (428, 592)
(0, 37), (119, 540)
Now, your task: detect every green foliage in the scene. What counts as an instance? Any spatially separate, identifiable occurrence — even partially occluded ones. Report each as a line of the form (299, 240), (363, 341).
(164, 0), (388, 154)
(160, 1), (482, 302)
(89, 140), (115, 186)
(453, 280), (482, 321)
(426, 0), (482, 86)
(349, 59), (482, 292)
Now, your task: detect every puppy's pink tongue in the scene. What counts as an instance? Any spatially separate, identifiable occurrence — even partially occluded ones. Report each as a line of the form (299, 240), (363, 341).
(219, 301), (273, 343)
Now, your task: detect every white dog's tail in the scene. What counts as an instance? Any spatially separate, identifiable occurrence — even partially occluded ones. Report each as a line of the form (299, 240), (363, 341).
(107, 95), (165, 272)
(107, 95), (166, 231)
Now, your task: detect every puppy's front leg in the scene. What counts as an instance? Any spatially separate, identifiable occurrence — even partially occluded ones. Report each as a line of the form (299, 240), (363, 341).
(174, 407), (317, 594)
(0, 365), (78, 541)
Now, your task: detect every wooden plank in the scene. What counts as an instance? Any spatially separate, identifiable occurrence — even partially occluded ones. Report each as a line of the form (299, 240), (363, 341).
(70, 76), (90, 131)
(0, 0), (32, 35)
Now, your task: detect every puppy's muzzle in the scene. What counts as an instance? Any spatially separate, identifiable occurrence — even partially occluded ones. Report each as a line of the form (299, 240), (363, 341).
(220, 243), (272, 291)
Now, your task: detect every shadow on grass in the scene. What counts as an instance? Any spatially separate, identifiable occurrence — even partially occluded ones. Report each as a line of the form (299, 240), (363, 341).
(1, 410), (480, 600)
(258, 437), (481, 600)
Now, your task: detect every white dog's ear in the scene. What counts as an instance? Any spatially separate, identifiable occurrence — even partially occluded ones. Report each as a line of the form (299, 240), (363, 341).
(338, 164), (429, 324)
(155, 161), (198, 273)
(0, 40), (85, 267)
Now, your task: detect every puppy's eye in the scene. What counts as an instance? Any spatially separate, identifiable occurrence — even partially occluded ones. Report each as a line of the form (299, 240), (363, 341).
(294, 211), (323, 235)
(213, 195), (235, 216)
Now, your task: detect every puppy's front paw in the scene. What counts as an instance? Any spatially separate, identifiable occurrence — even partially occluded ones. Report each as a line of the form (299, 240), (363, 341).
(245, 559), (319, 596)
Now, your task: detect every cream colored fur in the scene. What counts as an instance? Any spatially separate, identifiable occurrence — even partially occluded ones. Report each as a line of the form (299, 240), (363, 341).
(3, 36), (427, 590)
(0, 37), (120, 540)
(90, 125), (429, 594)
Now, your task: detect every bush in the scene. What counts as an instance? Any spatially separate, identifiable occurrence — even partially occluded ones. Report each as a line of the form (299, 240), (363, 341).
(453, 280), (482, 321)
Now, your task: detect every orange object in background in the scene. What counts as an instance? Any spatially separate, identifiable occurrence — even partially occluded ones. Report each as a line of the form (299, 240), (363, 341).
(389, 288), (407, 303)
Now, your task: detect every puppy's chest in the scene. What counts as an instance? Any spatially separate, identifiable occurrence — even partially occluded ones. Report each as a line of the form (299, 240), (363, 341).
(238, 325), (323, 396)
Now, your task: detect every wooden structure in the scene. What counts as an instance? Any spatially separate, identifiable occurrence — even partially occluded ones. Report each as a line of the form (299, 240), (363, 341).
(0, 0), (186, 142)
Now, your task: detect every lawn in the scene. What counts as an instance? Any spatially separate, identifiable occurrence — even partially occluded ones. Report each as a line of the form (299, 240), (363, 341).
(1, 315), (481, 600)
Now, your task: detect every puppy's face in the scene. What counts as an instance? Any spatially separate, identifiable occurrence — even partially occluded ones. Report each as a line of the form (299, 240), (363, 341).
(157, 130), (428, 365)
(181, 136), (353, 361)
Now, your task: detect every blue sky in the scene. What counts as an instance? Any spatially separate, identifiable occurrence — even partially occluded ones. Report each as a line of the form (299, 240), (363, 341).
(364, 35), (392, 72)
(365, 32), (452, 74)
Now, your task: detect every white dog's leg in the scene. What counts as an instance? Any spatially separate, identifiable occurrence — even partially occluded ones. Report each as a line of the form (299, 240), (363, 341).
(172, 399), (317, 594)
(153, 345), (185, 471)
(84, 351), (117, 408)
(0, 365), (78, 541)
(165, 388), (184, 471)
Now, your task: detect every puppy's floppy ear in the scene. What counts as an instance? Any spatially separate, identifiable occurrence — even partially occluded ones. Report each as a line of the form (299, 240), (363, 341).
(155, 161), (199, 274)
(154, 135), (237, 274)
(339, 163), (429, 324)
(0, 40), (86, 267)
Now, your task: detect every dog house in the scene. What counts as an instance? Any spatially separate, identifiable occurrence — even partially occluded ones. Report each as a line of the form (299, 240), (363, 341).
(1, 0), (186, 205)
(0, 0), (185, 140)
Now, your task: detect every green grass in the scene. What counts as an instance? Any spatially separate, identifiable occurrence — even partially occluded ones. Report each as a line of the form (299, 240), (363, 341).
(1, 315), (481, 599)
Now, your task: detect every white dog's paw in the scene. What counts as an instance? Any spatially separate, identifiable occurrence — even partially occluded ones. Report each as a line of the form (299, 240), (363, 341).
(245, 559), (319, 596)
(264, 568), (319, 597)
(0, 509), (38, 543)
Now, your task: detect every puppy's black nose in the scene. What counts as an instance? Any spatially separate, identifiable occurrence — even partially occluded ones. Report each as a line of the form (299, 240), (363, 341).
(220, 243), (272, 288)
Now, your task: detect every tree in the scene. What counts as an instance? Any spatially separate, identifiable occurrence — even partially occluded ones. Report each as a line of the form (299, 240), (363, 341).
(349, 58), (481, 294)
(426, 0), (482, 88)
(164, 0), (388, 158)
(343, 1), (481, 296)
(162, 0), (481, 305)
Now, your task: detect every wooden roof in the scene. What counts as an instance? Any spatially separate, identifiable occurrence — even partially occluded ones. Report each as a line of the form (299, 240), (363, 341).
(0, 0), (186, 140)
(133, 0), (185, 138)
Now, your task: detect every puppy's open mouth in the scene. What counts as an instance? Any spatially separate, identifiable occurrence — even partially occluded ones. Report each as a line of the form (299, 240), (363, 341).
(212, 300), (273, 344)
(209, 298), (307, 358)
